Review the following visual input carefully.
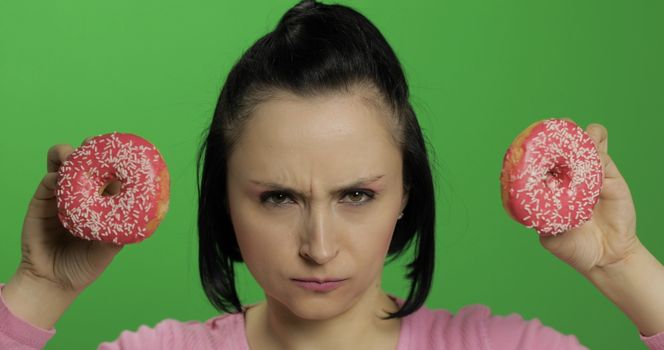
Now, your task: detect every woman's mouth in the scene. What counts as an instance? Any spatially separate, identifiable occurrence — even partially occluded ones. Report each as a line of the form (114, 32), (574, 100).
(291, 278), (348, 292)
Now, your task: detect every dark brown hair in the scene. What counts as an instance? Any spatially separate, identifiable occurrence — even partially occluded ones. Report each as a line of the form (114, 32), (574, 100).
(197, 0), (437, 319)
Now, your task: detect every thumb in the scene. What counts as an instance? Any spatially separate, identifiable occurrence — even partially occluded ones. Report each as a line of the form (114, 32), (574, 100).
(585, 123), (622, 181)
(585, 123), (608, 154)
(89, 239), (126, 259)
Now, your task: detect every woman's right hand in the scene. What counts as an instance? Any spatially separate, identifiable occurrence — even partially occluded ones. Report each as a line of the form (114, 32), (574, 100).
(16, 140), (125, 294)
(0, 140), (126, 331)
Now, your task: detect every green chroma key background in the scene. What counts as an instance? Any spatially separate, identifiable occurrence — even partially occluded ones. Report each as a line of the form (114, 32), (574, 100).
(1, 1), (662, 349)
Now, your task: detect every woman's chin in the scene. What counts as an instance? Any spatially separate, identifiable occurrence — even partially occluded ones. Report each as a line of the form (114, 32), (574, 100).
(273, 292), (356, 321)
(289, 301), (349, 321)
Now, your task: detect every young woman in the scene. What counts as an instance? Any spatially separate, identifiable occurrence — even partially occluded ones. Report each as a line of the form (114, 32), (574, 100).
(1, 1), (663, 349)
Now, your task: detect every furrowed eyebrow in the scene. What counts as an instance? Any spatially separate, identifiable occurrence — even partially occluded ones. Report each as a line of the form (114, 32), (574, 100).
(250, 174), (385, 198)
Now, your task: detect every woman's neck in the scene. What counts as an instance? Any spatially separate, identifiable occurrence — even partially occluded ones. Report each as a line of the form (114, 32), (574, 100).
(245, 287), (401, 350)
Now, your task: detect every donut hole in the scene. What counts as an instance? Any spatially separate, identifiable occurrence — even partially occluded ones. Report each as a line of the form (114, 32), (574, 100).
(545, 165), (571, 189)
(547, 167), (562, 179)
(100, 179), (122, 197)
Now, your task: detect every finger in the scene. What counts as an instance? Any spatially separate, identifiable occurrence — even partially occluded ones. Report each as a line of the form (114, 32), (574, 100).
(598, 151), (622, 181)
(91, 239), (126, 256)
(47, 144), (75, 172)
(81, 136), (94, 146)
(33, 172), (58, 201)
(585, 123), (608, 154)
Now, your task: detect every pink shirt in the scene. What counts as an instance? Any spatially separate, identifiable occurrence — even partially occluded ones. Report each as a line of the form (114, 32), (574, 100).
(2, 283), (664, 349)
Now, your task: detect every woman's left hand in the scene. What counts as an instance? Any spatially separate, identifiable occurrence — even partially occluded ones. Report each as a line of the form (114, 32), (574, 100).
(538, 123), (640, 276)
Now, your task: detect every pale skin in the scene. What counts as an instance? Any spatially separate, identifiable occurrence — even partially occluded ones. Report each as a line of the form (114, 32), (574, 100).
(1, 85), (662, 349)
(539, 123), (664, 337)
(225, 87), (408, 350)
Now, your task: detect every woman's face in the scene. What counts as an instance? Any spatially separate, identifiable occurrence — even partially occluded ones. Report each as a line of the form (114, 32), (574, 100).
(226, 88), (408, 320)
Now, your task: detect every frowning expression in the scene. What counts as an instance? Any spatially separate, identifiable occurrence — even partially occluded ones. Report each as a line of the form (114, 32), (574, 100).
(226, 87), (408, 320)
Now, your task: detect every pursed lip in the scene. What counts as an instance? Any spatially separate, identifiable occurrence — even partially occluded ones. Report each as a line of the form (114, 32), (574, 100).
(291, 277), (347, 283)
(291, 278), (348, 292)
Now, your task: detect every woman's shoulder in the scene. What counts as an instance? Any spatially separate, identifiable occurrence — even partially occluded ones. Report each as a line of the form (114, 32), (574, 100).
(98, 311), (247, 350)
(402, 303), (588, 350)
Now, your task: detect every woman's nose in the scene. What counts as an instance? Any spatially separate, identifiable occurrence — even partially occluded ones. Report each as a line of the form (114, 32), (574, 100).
(299, 207), (339, 264)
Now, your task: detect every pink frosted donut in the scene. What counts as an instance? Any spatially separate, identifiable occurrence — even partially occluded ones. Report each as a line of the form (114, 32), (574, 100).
(500, 118), (603, 236)
(55, 132), (170, 245)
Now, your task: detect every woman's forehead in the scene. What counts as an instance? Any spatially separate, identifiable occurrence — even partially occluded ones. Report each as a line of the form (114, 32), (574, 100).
(227, 92), (402, 185)
(240, 91), (394, 145)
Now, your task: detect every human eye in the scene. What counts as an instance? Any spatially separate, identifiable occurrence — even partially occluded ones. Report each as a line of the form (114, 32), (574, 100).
(260, 191), (295, 207)
(341, 189), (376, 207)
